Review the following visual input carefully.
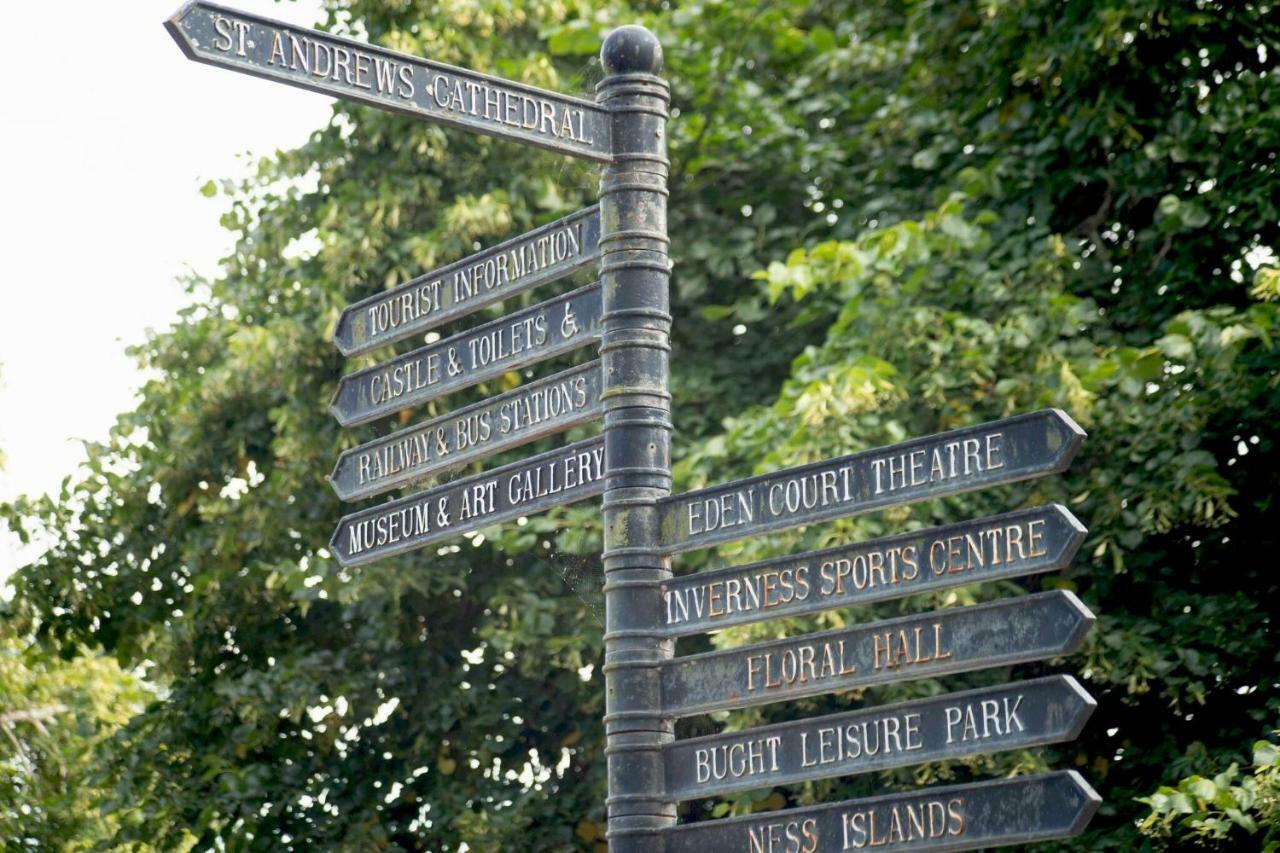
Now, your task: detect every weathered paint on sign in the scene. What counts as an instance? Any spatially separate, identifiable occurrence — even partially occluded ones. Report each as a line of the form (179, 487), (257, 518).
(663, 675), (1094, 801)
(329, 361), (603, 501)
(660, 591), (1093, 717)
(660, 504), (1085, 636)
(329, 436), (604, 567)
(657, 409), (1085, 554)
(330, 283), (601, 426)
(166, 2), (612, 161)
(656, 771), (1099, 852)
(334, 207), (602, 356)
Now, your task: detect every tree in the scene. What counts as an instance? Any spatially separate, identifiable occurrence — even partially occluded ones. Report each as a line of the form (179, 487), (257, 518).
(3, 0), (1278, 849)
(0, 405), (152, 850)
(0, 636), (152, 851)
(1139, 736), (1280, 849)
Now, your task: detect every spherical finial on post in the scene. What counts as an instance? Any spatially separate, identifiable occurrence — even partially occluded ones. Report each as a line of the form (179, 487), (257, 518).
(600, 25), (663, 76)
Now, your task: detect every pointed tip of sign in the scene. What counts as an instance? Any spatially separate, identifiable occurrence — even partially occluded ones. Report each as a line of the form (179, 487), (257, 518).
(328, 528), (351, 567)
(327, 463), (354, 503)
(328, 388), (354, 427)
(1061, 770), (1104, 832)
(332, 312), (359, 356)
(1059, 674), (1099, 738)
(333, 335), (357, 358)
(1052, 502), (1089, 536)
(1055, 589), (1097, 651)
(1051, 503), (1089, 568)
(1043, 409), (1087, 473)
(1050, 407), (1088, 440)
(163, 4), (199, 57)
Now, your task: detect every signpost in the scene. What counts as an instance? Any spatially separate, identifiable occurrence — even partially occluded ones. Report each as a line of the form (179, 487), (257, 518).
(334, 206), (602, 356)
(330, 361), (604, 501)
(657, 772), (1100, 852)
(662, 675), (1095, 801)
(657, 409), (1084, 554)
(171, 11), (1102, 851)
(329, 283), (602, 426)
(660, 591), (1093, 717)
(166, 2), (612, 161)
(660, 503), (1085, 636)
(329, 435), (604, 567)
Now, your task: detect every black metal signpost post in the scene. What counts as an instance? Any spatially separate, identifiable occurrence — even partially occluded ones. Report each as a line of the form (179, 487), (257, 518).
(169, 6), (1101, 849)
(595, 27), (677, 853)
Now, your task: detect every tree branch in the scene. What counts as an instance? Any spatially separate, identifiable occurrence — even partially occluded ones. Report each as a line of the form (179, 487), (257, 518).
(0, 704), (69, 727)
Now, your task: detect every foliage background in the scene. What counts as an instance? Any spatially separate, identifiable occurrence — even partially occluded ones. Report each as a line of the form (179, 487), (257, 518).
(3, 0), (1279, 849)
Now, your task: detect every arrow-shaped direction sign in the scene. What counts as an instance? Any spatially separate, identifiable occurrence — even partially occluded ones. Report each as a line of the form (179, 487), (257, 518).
(330, 436), (604, 567)
(658, 409), (1085, 555)
(330, 283), (602, 426)
(660, 590), (1093, 718)
(656, 771), (1099, 853)
(330, 361), (603, 501)
(661, 504), (1086, 637)
(334, 207), (601, 356)
(663, 675), (1094, 801)
(166, 2), (612, 161)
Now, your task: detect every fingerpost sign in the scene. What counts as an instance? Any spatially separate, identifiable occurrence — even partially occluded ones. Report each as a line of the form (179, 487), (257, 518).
(168, 8), (1101, 850)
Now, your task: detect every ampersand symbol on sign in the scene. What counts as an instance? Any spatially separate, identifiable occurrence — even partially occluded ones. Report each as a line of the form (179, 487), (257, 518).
(446, 347), (464, 377)
(436, 498), (451, 527)
(434, 428), (449, 456)
(560, 303), (580, 338)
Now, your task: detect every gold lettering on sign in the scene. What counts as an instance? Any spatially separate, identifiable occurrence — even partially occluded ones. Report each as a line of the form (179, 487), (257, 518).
(346, 499), (433, 556)
(505, 445), (605, 506)
(368, 355), (441, 405)
(765, 465), (855, 518)
(871, 623), (953, 672)
(944, 695), (1025, 744)
(201, 19), (419, 99)
(497, 374), (590, 433)
(429, 71), (595, 145)
(450, 220), (585, 308)
(367, 281), (443, 339)
(345, 373), (595, 489)
(798, 712), (923, 769)
(748, 818), (820, 853)
(664, 564), (813, 626)
(356, 430), (435, 486)
(694, 736), (783, 784)
(211, 16), (251, 56)
(745, 641), (857, 692)
(466, 314), (549, 367)
(458, 480), (498, 522)
(817, 545), (920, 597)
(840, 798), (966, 849)
(927, 518), (1048, 577)
(688, 488), (755, 535)
(869, 432), (1005, 496)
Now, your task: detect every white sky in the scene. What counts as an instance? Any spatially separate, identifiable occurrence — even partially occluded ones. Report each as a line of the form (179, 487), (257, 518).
(0, 0), (329, 576)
